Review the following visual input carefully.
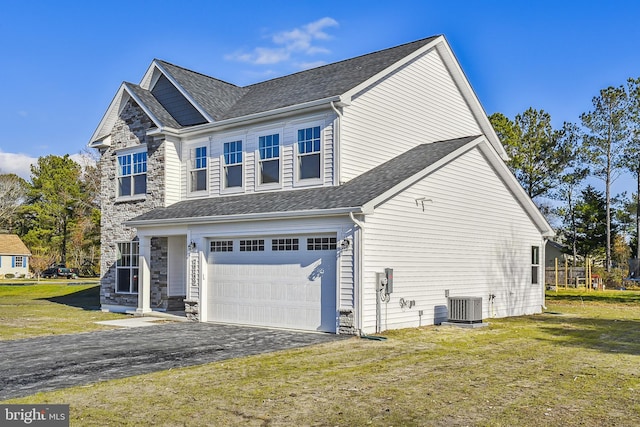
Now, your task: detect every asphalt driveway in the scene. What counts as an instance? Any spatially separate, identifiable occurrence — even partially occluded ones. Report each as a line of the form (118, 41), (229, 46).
(0, 322), (344, 400)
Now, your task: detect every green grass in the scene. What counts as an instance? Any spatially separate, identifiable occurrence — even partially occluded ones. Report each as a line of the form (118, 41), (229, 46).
(3, 288), (640, 426)
(0, 284), (126, 340)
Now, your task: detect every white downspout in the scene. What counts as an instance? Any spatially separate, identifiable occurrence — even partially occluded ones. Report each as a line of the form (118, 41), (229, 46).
(330, 101), (342, 186)
(349, 211), (365, 335)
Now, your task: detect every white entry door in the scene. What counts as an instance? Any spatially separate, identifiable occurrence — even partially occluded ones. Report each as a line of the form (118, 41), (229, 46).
(207, 235), (337, 332)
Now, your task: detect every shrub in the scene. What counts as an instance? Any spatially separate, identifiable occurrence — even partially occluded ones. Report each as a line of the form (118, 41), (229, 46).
(5, 273), (15, 279)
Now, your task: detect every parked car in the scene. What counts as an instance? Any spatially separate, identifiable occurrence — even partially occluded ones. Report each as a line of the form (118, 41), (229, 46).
(42, 266), (78, 279)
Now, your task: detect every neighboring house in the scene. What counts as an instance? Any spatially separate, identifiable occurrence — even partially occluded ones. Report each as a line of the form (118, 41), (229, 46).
(0, 234), (31, 278)
(89, 35), (554, 334)
(545, 240), (570, 268)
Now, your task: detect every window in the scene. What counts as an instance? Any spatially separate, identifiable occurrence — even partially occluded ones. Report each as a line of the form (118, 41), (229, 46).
(297, 126), (321, 180)
(118, 151), (147, 197)
(14, 256), (24, 268)
(307, 237), (337, 251)
(116, 241), (139, 293)
(223, 141), (243, 188)
(190, 146), (207, 192)
(531, 246), (540, 285)
(258, 134), (280, 184)
(239, 239), (264, 252)
(211, 240), (233, 252)
(272, 238), (299, 251)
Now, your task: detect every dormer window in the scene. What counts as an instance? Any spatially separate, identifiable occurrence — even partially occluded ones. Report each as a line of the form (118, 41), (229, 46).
(297, 126), (321, 180)
(117, 151), (147, 198)
(223, 141), (243, 188)
(190, 146), (207, 193)
(258, 134), (280, 185)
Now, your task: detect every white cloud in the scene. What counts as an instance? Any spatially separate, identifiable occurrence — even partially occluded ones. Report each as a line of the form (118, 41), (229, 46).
(227, 17), (339, 66)
(0, 150), (37, 180)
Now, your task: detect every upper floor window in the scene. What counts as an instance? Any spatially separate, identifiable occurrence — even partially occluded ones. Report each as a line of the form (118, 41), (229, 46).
(297, 126), (321, 180)
(190, 146), (207, 192)
(223, 141), (243, 188)
(118, 151), (147, 198)
(258, 134), (280, 184)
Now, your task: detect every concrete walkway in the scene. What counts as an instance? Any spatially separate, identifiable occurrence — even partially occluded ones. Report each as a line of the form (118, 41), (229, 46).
(0, 322), (344, 400)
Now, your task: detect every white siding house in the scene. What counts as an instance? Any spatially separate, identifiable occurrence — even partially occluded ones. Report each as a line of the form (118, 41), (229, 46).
(89, 35), (553, 334)
(0, 234), (31, 278)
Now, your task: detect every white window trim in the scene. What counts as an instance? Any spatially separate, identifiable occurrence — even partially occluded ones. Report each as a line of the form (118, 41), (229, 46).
(187, 144), (209, 197)
(220, 139), (245, 195)
(115, 147), (148, 202)
(255, 131), (283, 191)
(115, 241), (140, 294)
(294, 124), (324, 187)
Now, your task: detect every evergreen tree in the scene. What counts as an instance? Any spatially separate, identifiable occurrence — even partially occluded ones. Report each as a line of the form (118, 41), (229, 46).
(490, 108), (573, 201)
(23, 155), (84, 265)
(574, 185), (610, 260)
(581, 86), (629, 271)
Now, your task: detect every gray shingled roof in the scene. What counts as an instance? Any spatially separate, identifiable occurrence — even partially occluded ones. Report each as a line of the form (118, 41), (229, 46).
(149, 36), (439, 124)
(155, 61), (247, 121)
(129, 136), (478, 224)
(125, 83), (182, 129)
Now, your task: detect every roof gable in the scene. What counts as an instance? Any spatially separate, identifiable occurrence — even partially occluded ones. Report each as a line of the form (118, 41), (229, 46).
(0, 234), (31, 256)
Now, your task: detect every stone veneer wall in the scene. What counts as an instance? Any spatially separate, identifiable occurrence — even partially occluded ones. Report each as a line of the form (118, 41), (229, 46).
(100, 100), (167, 309)
(338, 309), (356, 335)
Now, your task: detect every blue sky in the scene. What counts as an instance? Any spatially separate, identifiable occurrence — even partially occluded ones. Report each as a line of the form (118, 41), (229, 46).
(1, 0), (639, 195)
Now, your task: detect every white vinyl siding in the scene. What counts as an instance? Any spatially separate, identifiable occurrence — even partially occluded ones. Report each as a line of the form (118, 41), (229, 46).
(179, 112), (335, 198)
(340, 48), (481, 182)
(164, 138), (181, 206)
(361, 147), (543, 333)
(168, 236), (187, 297)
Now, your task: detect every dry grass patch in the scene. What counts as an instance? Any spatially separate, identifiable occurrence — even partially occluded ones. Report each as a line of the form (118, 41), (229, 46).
(5, 290), (640, 426)
(0, 284), (126, 340)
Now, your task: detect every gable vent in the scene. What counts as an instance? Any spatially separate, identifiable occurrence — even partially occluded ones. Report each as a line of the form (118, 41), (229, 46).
(447, 296), (482, 323)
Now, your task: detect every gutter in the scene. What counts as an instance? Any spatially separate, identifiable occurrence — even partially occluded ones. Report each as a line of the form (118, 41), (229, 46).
(125, 206), (362, 228)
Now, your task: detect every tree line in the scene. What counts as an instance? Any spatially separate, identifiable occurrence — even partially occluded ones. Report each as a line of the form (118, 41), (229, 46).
(0, 153), (100, 277)
(490, 78), (640, 273)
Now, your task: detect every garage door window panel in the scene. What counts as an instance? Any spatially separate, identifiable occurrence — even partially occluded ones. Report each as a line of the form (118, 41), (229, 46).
(272, 238), (299, 251)
(307, 237), (337, 250)
(211, 240), (234, 252)
(240, 239), (264, 252)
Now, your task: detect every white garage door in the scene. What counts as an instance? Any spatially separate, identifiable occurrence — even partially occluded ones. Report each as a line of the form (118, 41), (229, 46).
(207, 235), (337, 332)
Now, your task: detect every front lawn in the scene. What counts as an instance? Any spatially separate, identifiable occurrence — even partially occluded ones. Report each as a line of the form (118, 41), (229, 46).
(0, 284), (126, 340)
(3, 289), (640, 426)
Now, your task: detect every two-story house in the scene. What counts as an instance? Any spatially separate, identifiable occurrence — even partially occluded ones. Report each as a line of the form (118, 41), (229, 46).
(89, 35), (553, 334)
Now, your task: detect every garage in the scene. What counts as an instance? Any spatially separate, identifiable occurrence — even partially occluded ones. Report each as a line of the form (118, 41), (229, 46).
(207, 235), (337, 332)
